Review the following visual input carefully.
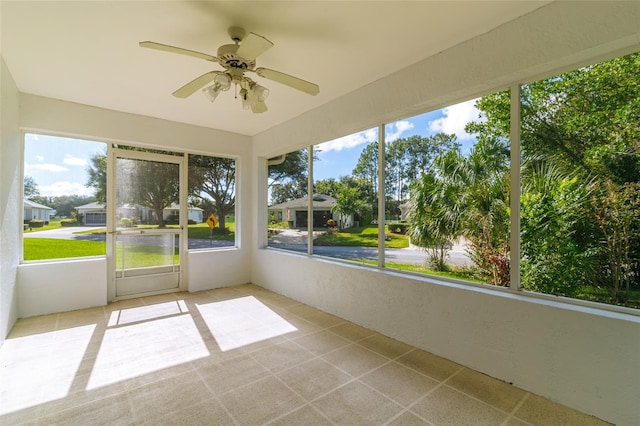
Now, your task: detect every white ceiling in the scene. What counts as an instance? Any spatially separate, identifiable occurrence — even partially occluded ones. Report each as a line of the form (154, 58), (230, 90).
(1, 1), (550, 136)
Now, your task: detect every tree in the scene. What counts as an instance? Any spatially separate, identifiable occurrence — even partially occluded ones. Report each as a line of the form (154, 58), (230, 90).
(270, 181), (308, 206)
(24, 176), (40, 198)
(408, 138), (510, 283)
(28, 194), (94, 218)
(332, 184), (367, 230)
(352, 142), (379, 217)
(314, 178), (341, 198)
(592, 181), (640, 302)
(520, 163), (597, 296)
(466, 51), (640, 300)
(353, 134), (459, 219)
(268, 149), (308, 187)
(117, 158), (179, 228)
(86, 150), (107, 204)
(268, 149), (310, 205)
(189, 155), (235, 231)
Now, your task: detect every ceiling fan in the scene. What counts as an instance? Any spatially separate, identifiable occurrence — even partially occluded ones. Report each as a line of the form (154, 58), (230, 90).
(139, 26), (319, 113)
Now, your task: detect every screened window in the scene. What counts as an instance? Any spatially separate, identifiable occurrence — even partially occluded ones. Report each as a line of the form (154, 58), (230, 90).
(518, 52), (640, 308)
(312, 128), (379, 264)
(188, 154), (236, 250)
(267, 148), (309, 253)
(23, 133), (107, 261)
(264, 51), (640, 312)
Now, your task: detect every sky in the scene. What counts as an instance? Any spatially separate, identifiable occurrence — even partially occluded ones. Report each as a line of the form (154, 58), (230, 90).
(313, 99), (482, 182)
(24, 98), (483, 198)
(24, 134), (106, 197)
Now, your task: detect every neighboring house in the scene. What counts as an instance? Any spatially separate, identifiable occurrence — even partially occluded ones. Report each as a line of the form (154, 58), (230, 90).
(399, 202), (411, 221)
(75, 202), (204, 226)
(269, 194), (352, 228)
(23, 199), (55, 222)
(75, 202), (109, 225)
(164, 203), (203, 223)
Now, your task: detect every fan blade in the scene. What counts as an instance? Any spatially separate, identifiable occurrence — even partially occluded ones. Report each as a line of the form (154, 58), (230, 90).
(251, 101), (268, 114)
(255, 68), (319, 96)
(235, 33), (273, 61)
(172, 71), (221, 98)
(139, 41), (218, 62)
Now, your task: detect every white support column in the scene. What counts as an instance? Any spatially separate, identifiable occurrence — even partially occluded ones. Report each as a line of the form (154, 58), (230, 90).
(106, 144), (116, 301)
(179, 152), (188, 291)
(308, 145), (314, 255)
(510, 85), (521, 291)
(378, 124), (386, 268)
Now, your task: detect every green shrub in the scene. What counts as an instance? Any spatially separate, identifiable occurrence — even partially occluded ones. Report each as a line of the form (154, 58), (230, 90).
(119, 217), (134, 228)
(388, 222), (408, 234)
(29, 220), (45, 228)
(60, 219), (78, 227)
(166, 213), (180, 225)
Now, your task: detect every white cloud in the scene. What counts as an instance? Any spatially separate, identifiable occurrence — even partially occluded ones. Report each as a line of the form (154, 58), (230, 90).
(39, 181), (92, 197)
(428, 99), (484, 140)
(316, 128), (378, 153)
(36, 155), (45, 162)
(25, 163), (69, 173)
(386, 120), (414, 142)
(63, 155), (88, 166)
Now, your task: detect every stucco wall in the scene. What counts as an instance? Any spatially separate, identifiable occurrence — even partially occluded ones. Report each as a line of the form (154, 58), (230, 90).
(17, 258), (107, 317)
(0, 57), (21, 345)
(251, 3), (640, 425)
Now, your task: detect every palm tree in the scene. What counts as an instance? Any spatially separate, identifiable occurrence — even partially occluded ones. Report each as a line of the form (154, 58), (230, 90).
(409, 138), (511, 284)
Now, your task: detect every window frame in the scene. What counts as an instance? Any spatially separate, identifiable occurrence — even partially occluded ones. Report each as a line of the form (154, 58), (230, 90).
(21, 132), (241, 265)
(264, 71), (640, 316)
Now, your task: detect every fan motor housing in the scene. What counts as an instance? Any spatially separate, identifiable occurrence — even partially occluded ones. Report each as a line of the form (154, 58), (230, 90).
(217, 44), (256, 70)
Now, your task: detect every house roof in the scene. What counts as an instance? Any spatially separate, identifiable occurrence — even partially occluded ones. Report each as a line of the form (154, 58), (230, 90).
(167, 203), (203, 211)
(76, 202), (105, 210)
(76, 202), (203, 211)
(24, 199), (54, 210)
(269, 194), (336, 210)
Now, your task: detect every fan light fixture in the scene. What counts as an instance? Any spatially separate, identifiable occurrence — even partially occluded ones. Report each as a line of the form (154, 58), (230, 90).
(241, 82), (269, 110)
(201, 72), (231, 102)
(140, 26), (319, 114)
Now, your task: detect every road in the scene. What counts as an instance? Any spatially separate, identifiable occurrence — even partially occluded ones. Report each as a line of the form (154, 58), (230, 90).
(267, 243), (472, 267)
(24, 227), (472, 266)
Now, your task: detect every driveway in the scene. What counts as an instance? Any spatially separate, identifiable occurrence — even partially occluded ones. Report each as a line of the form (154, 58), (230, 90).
(24, 227), (235, 249)
(23, 226), (106, 241)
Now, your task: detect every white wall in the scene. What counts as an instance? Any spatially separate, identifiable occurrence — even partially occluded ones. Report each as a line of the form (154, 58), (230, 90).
(16, 95), (253, 315)
(0, 56), (21, 345)
(17, 258), (107, 317)
(252, 3), (640, 425)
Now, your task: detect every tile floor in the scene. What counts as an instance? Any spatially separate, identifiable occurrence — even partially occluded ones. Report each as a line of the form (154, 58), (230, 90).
(0, 284), (609, 425)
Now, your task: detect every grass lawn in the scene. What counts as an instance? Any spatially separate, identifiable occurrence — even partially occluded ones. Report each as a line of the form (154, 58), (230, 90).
(23, 238), (106, 260)
(116, 244), (179, 269)
(355, 259), (483, 282)
(574, 286), (640, 309)
(24, 218), (66, 232)
(187, 222), (235, 241)
(314, 225), (408, 249)
(23, 238), (179, 266)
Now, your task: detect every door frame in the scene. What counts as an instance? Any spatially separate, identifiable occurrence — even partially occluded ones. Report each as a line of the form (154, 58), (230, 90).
(106, 146), (188, 301)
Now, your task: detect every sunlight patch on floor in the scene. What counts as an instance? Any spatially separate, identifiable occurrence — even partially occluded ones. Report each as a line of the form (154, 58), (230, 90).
(196, 296), (297, 351)
(0, 325), (95, 414)
(108, 300), (188, 326)
(87, 306), (207, 390)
